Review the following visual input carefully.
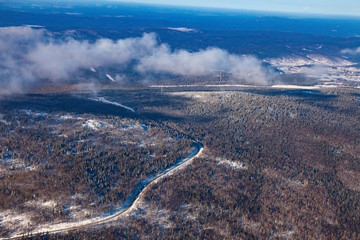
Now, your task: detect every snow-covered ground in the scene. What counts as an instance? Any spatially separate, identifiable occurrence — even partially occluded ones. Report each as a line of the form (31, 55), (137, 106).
(263, 168), (308, 188)
(0, 106), (201, 238)
(26, 200), (57, 209)
(18, 110), (48, 118)
(5, 142), (203, 239)
(82, 119), (104, 130)
(270, 85), (320, 90)
(216, 158), (248, 170)
(265, 55), (360, 82)
(270, 83), (346, 89)
(0, 157), (34, 171)
(19, 109), (32, 115)
(167, 27), (197, 32)
(60, 115), (74, 120)
(265, 55), (354, 68)
(105, 73), (115, 82)
(0, 211), (31, 234)
(150, 84), (256, 88)
(0, 119), (10, 125)
(130, 201), (172, 228)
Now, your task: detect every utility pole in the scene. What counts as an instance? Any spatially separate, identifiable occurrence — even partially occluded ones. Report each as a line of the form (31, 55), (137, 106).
(217, 71), (222, 84)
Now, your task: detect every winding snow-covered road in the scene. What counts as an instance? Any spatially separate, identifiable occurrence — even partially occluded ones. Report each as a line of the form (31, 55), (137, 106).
(6, 113), (203, 239)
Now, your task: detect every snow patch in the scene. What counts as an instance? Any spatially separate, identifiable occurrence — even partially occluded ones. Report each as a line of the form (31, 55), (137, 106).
(60, 114), (74, 120)
(1, 158), (30, 171)
(18, 110), (47, 118)
(271, 84), (320, 90)
(26, 200), (57, 209)
(34, 112), (47, 117)
(82, 119), (104, 130)
(39, 200), (57, 208)
(167, 27), (197, 32)
(265, 55), (360, 82)
(59, 114), (82, 120)
(105, 73), (115, 82)
(0, 119), (10, 125)
(67, 205), (92, 220)
(265, 56), (353, 67)
(24, 24), (44, 28)
(25, 165), (37, 171)
(139, 123), (148, 131)
(131, 202), (172, 228)
(19, 109), (32, 115)
(217, 158), (248, 170)
(0, 210), (32, 231)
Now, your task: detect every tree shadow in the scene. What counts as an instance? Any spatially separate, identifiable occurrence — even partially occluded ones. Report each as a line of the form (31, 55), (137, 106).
(240, 88), (337, 101)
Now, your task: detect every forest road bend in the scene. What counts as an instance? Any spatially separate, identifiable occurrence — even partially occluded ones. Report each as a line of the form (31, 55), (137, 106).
(5, 141), (203, 240)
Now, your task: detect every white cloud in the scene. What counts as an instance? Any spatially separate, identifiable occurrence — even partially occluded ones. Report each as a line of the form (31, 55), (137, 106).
(137, 47), (272, 84)
(26, 32), (158, 81)
(0, 26), (272, 94)
(0, 26), (158, 93)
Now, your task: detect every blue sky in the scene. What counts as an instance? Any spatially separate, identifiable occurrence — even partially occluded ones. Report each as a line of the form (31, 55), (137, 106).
(107, 0), (360, 17)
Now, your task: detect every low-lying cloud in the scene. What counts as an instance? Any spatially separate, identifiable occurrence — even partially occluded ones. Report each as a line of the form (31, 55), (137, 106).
(137, 47), (269, 84)
(0, 26), (273, 94)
